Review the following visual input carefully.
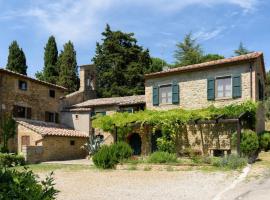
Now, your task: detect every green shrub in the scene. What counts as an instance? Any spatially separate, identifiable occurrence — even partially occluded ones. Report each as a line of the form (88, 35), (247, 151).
(92, 145), (116, 169)
(212, 154), (247, 170)
(111, 142), (133, 161)
(147, 151), (177, 164)
(0, 153), (25, 167)
(156, 138), (175, 153)
(260, 132), (270, 151)
(240, 130), (259, 158)
(0, 167), (58, 199)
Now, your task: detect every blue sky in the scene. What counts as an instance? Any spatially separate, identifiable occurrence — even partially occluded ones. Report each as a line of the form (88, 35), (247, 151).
(0, 0), (269, 77)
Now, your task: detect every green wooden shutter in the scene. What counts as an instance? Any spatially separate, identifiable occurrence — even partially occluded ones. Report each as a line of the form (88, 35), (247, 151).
(153, 86), (159, 106)
(232, 75), (241, 98)
(207, 78), (215, 100)
(172, 81), (179, 104)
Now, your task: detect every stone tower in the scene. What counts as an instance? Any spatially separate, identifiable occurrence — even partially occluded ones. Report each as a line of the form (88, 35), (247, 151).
(79, 64), (97, 100)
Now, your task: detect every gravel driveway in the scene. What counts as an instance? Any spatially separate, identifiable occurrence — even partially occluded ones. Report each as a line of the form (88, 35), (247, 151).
(43, 169), (236, 200)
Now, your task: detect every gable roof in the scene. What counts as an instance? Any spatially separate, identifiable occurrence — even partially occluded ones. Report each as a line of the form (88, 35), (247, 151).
(16, 118), (88, 138)
(145, 52), (265, 79)
(70, 95), (145, 108)
(0, 68), (67, 91)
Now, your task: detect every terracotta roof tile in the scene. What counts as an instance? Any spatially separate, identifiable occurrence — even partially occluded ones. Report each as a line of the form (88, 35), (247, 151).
(71, 95), (145, 108)
(16, 118), (88, 138)
(145, 52), (265, 79)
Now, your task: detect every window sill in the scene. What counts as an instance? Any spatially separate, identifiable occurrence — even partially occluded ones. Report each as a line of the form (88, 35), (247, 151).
(215, 97), (233, 101)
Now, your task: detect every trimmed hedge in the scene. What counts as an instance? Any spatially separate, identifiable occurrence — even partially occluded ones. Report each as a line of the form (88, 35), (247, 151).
(0, 153), (25, 167)
(240, 130), (259, 163)
(93, 142), (133, 169)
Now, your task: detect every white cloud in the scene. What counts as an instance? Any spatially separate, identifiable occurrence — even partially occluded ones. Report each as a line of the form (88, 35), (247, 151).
(194, 26), (226, 41)
(0, 0), (259, 44)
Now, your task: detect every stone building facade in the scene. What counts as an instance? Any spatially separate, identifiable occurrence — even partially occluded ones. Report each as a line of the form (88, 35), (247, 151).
(0, 68), (88, 162)
(0, 68), (67, 122)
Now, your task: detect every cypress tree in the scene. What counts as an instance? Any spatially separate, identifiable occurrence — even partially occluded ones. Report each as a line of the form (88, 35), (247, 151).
(57, 41), (79, 93)
(36, 36), (58, 84)
(6, 41), (27, 75)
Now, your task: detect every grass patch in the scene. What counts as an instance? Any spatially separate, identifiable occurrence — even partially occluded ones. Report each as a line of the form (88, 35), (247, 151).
(127, 164), (137, 170)
(143, 166), (152, 171)
(13, 164), (93, 173)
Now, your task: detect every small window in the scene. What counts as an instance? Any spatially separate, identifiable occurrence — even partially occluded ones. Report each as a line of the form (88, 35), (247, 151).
(49, 90), (55, 98)
(21, 136), (30, 146)
(18, 80), (27, 91)
(45, 112), (55, 123)
(159, 85), (172, 104)
(13, 105), (31, 119)
(216, 77), (232, 98)
(75, 114), (79, 120)
(70, 140), (75, 146)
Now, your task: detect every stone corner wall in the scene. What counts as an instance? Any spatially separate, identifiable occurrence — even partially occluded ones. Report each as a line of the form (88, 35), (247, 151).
(21, 146), (44, 164)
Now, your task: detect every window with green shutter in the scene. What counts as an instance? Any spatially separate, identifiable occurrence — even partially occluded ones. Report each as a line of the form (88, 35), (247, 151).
(152, 86), (159, 106)
(207, 78), (215, 100)
(172, 81), (179, 104)
(232, 75), (241, 98)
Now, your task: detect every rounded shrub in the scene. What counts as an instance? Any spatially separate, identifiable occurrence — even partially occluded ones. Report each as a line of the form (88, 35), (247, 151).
(111, 142), (133, 161)
(92, 145), (116, 169)
(0, 153), (25, 167)
(260, 132), (270, 151)
(147, 151), (177, 164)
(240, 130), (259, 159)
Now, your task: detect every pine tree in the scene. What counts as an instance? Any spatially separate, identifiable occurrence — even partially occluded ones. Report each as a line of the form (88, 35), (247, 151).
(92, 24), (152, 97)
(57, 41), (79, 93)
(6, 41), (27, 75)
(234, 42), (250, 56)
(36, 36), (58, 84)
(174, 33), (203, 66)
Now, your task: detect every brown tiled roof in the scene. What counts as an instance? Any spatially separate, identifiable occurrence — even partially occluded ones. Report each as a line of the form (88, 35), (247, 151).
(0, 68), (67, 91)
(71, 95), (145, 108)
(16, 118), (88, 138)
(145, 52), (265, 79)
(62, 107), (92, 112)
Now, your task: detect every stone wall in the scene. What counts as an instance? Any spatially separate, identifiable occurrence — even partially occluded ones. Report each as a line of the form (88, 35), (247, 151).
(42, 136), (87, 161)
(21, 146), (44, 164)
(135, 123), (236, 156)
(0, 71), (66, 121)
(145, 63), (254, 110)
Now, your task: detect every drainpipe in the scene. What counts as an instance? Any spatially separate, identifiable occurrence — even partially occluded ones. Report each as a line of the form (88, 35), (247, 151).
(249, 62), (253, 100)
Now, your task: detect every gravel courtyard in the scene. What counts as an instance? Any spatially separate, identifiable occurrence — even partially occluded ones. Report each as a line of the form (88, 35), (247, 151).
(44, 169), (236, 200)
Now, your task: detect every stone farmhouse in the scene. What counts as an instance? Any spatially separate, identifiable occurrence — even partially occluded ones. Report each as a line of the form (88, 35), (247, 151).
(0, 68), (88, 163)
(0, 51), (266, 162)
(63, 52), (266, 156)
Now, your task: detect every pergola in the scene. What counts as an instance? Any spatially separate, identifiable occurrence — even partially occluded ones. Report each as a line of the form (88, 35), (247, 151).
(113, 111), (253, 156)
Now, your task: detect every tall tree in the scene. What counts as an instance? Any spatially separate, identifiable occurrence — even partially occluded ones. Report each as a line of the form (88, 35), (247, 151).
(57, 41), (79, 93)
(92, 24), (152, 97)
(147, 57), (168, 73)
(36, 36), (59, 84)
(234, 42), (250, 56)
(201, 54), (225, 62)
(174, 33), (203, 66)
(173, 33), (224, 67)
(6, 41), (27, 75)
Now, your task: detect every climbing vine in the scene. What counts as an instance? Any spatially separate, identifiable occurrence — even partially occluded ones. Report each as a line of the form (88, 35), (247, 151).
(92, 101), (258, 139)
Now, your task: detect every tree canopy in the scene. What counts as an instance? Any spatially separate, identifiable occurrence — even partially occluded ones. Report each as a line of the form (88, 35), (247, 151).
(36, 36), (59, 84)
(6, 41), (27, 75)
(57, 41), (79, 93)
(173, 33), (224, 67)
(147, 57), (168, 73)
(234, 42), (251, 56)
(92, 24), (152, 97)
